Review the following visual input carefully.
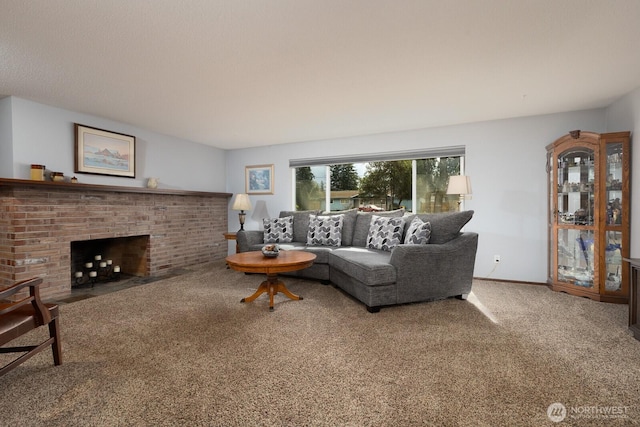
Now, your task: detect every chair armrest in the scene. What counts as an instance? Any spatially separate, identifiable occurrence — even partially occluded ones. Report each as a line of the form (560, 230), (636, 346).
(0, 277), (50, 325)
(236, 230), (264, 253)
(0, 277), (42, 300)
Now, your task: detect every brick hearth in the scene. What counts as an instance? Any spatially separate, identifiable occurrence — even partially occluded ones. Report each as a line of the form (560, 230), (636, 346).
(0, 179), (231, 299)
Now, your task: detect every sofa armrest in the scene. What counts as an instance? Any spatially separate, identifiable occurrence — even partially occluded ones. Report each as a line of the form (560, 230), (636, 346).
(236, 230), (264, 253)
(389, 232), (479, 303)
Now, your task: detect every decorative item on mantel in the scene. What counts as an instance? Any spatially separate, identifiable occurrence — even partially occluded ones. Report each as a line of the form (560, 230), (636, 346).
(71, 176), (78, 183)
(74, 254), (121, 287)
(30, 164), (45, 181)
(147, 177), (159, 189)
(51, 172), (65, 182)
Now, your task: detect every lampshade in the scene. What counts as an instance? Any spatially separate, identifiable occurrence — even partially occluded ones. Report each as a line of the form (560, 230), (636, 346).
(446, 175), (472, 196)
(231, 193), (252, 211)
(251, 200), (270, 230)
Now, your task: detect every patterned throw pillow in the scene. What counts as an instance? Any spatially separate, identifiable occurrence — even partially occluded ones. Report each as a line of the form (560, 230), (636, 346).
(306, 214), (344, 247)
(367, 216), (406, 251)
(404, 217), (432, 245)
(263, 216), (293, 243)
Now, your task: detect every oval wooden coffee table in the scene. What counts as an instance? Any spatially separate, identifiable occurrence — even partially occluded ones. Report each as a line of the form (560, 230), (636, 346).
(225, 250), (316, 311)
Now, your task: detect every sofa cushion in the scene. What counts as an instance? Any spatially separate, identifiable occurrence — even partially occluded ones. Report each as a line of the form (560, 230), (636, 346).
(276, 244), (334, 264)
(307, 214), (344, 247)
(416, 210), (474, 244)
(324, 208), (358, 246)
(352, 208), (405, 247)
(367, 216), (406, 251)
(404, 217), (432, 245)
(329, 247), (396, 286)
(279, 210), (319, 243)
(263, 216), (293, 243)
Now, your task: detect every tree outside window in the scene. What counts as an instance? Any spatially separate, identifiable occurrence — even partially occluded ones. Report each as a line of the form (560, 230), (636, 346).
(359, 161), (412, 210)
(416, 157), (460, 213)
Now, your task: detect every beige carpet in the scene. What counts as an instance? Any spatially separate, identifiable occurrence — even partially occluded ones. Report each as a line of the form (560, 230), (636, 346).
(2, 261), (639, 426)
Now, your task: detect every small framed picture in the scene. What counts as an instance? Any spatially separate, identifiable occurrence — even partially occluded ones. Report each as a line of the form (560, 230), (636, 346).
(245, 164), (274, 194)
(74, 124), (136, 178)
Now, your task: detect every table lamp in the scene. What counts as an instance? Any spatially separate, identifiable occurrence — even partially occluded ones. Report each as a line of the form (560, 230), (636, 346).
(446, 175), (472, 211)
(231, 193), (252, 231)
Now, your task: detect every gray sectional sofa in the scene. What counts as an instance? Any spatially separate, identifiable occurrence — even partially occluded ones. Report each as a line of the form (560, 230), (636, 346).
(236, 209), (478, 312)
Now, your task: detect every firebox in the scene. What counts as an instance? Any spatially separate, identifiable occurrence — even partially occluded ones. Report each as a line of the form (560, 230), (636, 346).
(70, 235), (150, 286)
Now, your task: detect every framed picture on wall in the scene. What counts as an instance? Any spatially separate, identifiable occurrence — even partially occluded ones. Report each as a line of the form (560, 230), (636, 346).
(245, 164), (274, 194)
(74, 124), (136, 178)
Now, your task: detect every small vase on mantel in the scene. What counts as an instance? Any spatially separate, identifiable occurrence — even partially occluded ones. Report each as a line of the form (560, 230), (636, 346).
(147, 177), (159, 189)
(30, 164), (45, 181)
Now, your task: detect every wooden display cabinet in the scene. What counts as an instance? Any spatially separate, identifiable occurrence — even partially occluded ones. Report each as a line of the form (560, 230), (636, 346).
(546, 130), (630, 303)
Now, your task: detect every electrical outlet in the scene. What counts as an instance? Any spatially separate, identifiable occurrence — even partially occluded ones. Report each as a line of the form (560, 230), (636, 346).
(493, 255), (501, 263)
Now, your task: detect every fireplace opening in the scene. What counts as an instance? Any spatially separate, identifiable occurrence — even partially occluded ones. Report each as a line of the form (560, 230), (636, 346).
(70, 235), (150, 287)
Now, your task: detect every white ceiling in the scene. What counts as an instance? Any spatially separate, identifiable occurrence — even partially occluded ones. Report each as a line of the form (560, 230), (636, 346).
(2, 1), (640, 150)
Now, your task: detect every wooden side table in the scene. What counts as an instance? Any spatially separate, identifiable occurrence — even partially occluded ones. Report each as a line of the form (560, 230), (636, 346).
(624, 258), (640, 341)
(223, 232), (238, 253)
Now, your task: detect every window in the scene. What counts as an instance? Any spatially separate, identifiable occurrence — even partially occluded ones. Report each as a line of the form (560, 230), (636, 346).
(415, 157), (461, 213)
(295, 166), (326, 211)
(291, 148), (464, 213)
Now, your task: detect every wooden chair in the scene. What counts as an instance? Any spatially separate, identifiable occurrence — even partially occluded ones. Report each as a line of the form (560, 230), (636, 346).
(0, 277), (62, 376)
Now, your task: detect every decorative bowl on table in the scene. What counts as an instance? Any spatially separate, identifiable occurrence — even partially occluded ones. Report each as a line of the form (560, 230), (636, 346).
(261, 244), (280, 258)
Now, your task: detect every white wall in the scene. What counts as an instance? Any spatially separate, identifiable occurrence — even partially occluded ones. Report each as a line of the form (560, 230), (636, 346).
(226, 109), (607, 283)
(3, 97), (227, 192)
(606, 86), (640, 257)
(0, 97), (13, 174)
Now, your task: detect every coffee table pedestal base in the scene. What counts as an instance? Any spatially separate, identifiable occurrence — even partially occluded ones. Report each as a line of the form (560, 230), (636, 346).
(241, 273), (303, 311)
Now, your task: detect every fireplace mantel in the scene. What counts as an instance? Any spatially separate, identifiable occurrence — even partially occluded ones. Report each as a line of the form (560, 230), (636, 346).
(0, 178), (231, 198)
(0, 179), (232, 299)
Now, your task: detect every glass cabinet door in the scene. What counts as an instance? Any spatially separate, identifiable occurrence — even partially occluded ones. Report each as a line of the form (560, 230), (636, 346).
(605, 231), (623, 291)
(604, 142), (624, 292)
(555, 147), (595, 286)
(557, 228), (595, 288)
(605, 143), (624, 225)
(557, 148), (595, 225)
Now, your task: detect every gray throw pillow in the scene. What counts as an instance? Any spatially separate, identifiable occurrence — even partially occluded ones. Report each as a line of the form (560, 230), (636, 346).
(417, 210), (473, 244)
(367, 216), (406, 252)
(404, 217), (432, 245)
(279, 210), (319, 243)
(264, 216), (294, 243)
(307, 214), (344, 247)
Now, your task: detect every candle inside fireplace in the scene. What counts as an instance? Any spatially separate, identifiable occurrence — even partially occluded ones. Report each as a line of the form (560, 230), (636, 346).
(75, 271), (83, 278)
(89, 271), (97, 277)
(113, 266), (121, 273)
(85, 262), (93, 268)
(95, 255), (102, 260)
(99, 261), (107, 268)
(107, 259), (113, 265)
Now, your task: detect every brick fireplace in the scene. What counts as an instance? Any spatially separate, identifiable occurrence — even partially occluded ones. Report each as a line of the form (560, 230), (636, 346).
(0, 179), (231, 299)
